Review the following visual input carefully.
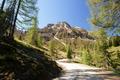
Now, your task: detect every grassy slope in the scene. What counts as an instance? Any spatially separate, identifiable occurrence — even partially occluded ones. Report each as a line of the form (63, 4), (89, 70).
(0, 39), (62, 80)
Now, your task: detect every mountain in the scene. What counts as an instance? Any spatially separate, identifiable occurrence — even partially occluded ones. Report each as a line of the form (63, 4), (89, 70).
(39, 22), (94, 41)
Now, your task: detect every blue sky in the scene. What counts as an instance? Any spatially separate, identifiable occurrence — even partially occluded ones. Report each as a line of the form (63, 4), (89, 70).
(38, 0), (92, 30)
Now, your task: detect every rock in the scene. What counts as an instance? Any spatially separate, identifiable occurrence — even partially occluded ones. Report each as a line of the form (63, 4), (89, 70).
(39, 21), (94, 41)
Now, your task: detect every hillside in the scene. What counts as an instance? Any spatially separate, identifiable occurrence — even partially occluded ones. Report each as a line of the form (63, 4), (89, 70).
(0, 39), (62, 80)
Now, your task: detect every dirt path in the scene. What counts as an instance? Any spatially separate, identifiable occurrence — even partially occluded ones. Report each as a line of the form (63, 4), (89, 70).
(53, 59), (120, 80)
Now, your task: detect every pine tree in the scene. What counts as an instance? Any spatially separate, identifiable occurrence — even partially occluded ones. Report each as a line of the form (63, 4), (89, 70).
(24, 17), (43, 47)
(66, 44), (72, 59)
(49, 40), (55, 56)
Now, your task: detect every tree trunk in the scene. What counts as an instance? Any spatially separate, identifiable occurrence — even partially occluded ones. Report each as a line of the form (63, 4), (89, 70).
(1, 0), (6, 10)
(10, 0), (22, 39)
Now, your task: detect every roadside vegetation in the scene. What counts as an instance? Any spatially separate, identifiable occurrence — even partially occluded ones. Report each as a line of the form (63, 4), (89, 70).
(0, 0), (120, 80)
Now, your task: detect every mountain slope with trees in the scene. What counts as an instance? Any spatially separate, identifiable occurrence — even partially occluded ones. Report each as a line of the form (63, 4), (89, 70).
(39, 22), (94, 41)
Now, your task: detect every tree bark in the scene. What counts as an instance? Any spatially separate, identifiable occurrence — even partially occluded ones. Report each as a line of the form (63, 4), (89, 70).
(11, 0), (22, 39)
(1, 0), (6, 10)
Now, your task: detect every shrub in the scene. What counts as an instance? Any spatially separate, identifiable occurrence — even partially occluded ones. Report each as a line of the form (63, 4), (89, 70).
(66, 44), (72, 59)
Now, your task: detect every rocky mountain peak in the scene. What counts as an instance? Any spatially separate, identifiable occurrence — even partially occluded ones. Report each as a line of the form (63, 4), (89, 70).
(39, 22), (94, 41)
(51, 22), (72, 33)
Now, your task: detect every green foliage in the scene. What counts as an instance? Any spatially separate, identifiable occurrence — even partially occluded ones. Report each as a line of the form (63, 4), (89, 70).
(107, 46), (120, 70)
(79, 29), (112, 68)
(66, 44), (72, 59)
(109, 36), (120, 47)
(91, 29), (109, 67)
(81, 49), (92, 65)
(48, 40), (55, 57)
(18, 0), (38, 27)
(88, 0), (120, 33)
(78, 28), (120, 71)
(92, 51), (105, 67)
(24, 17), (44, 47)
(46, 39), (66, 59)
(36, 35), (44, 47)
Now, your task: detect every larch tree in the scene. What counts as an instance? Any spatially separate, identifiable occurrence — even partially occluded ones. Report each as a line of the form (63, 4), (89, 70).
(0, 0), (38, 40)
(17, 0), (38, 29)
(0, 0), (6, 10)
(24, 17), (44, 47)
(66, 44), (72, 59)
(88, 0), (120, 33)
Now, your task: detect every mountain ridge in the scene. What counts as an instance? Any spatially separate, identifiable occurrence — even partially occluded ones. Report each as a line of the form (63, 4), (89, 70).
(39, 21), (94, 41)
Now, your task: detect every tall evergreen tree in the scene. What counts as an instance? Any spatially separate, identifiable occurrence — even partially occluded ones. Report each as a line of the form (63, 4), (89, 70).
(0, 0), (38, 40)
(66, 44), (72, 59)
(17, 0), (38, 28)
(24, 17), (43, 47)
